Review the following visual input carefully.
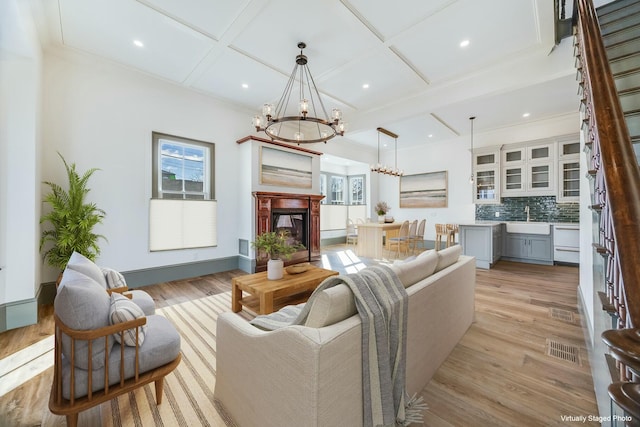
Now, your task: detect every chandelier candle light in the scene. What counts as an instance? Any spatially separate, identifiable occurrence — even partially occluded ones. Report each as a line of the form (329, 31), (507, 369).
(252, 42), (346, 144)
(371, 127), (404, 177)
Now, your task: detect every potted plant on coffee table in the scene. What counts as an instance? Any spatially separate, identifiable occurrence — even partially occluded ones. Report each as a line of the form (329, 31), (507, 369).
(40, 153), (106, 281)
(252, 230), (303, 280)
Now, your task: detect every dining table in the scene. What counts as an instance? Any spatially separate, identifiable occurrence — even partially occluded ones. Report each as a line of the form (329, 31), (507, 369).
(355, 221), (402, 259)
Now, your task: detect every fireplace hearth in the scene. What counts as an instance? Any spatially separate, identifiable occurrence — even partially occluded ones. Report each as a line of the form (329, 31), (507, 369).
(253, 192), (323, 272)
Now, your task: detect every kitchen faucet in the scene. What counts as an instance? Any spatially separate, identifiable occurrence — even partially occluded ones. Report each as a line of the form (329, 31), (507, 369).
(524, 205), (530, 222)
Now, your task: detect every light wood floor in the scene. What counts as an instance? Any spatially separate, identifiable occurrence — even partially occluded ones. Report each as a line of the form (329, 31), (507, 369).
(0, 248), (599, 426)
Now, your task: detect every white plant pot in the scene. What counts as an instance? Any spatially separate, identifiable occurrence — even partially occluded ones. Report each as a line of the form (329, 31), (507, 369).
(267, 259), (284, 280)
(378, 215), (385, 223)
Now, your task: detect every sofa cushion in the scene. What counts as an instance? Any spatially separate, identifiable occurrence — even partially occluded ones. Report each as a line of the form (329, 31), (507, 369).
(66, 251), (108, 289)
(391, 250), (438, 288)
(393, 255), (416, 265)
(417, 249), (436, 259)
(435, 245), (462, 272)
(109, 293), (147, 346)
(55, 273), (113, 370)
(304, 284), (357, 328)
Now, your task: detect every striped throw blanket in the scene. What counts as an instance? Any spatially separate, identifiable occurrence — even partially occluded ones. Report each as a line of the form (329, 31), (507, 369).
(252, 265), (425, 426)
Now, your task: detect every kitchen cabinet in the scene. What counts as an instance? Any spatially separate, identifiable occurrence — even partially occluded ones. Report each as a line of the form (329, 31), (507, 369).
(502, 232), (553, 265)
(473, 148), (500, 204)
(501, 146), (525, 194)
(501, 142), (556, 196)
(554, 224), (579, 264)
(557, 139), (580, 202)
(459, 223), (502, 269)
(558, 140), (581, 159)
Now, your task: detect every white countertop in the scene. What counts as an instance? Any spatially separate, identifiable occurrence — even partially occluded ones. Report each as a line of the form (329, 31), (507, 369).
(459, 221), (579, 226)
(459, 221), (503, 226)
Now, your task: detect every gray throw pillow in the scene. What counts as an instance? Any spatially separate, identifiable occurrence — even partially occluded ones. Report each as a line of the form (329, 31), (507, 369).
(66, 251), (108, 289)
(101, 267), (127, 290)
(109, 293), (147, 346)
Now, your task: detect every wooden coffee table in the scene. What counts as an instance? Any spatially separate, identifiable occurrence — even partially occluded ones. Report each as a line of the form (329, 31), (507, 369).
(231, 266), (339, 315)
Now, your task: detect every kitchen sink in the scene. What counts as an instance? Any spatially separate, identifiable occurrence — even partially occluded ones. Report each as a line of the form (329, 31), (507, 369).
(505, 222), (550, 235)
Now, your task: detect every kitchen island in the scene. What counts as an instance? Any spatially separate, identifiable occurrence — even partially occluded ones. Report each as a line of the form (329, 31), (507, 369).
(459, 222), (503, 269)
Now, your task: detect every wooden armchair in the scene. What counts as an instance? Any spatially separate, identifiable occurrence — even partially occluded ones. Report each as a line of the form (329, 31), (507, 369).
(49, 268), (181, 427)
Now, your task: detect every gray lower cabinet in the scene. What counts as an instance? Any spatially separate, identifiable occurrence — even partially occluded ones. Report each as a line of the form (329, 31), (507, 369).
(459, 223), (502, 269)
(502, 232), (553, 265)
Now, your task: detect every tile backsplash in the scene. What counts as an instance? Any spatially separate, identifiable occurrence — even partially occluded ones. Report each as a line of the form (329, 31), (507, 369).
(475, 196), (579, 223)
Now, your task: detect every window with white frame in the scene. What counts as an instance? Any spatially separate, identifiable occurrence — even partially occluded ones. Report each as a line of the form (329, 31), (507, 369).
(349, 175), (365, 205)
(152, 132), (214, 199)
(330, 175), (345, 204)
(150, 132), (217, 251)
(321, 172), (366, 205)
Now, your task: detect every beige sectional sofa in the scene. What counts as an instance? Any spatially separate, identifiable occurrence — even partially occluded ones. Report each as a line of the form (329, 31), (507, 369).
(214, 245), (476, 427)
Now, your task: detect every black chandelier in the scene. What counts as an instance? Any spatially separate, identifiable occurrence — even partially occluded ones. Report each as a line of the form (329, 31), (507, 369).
(252, 42), (346, 144)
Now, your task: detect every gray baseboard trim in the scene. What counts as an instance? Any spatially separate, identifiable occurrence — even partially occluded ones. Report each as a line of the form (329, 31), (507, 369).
(0, 298), (38, 333)
(122, 256), (240, 288)
(237, 256), (253, 274)
(36, 256), (242, 307)
(321, 237), (347, 246)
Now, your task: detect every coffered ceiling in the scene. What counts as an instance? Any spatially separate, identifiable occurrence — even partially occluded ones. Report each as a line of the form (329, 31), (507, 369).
(30, 0), (609, 149)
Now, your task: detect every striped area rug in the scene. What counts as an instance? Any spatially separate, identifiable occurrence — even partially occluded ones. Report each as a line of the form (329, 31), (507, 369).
(100, 292), (252, 427)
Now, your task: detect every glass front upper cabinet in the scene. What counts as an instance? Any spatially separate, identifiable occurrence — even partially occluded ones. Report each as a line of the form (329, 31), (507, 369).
(473, 148), (500, 204)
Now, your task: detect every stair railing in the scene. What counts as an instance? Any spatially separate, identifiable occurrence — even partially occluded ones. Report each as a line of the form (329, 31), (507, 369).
(576, 0), (640, 331)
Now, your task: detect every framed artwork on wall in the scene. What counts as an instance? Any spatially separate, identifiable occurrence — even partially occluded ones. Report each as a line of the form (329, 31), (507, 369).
(260, 146), (313, 189)
(399, 171), (448, 208)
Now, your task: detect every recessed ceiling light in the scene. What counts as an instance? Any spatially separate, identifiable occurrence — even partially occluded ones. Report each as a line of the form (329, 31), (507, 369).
(362, 83), (369, 89)
(428, 134), (433, 138)
(242, 83), (249, 89)
(522, 112), (530, 118)
(133, 39), (144, 48)
(459, 39), (470, 48)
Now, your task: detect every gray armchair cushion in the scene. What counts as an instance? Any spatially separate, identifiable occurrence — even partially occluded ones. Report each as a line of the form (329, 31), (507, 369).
(61, 315), (181, 399)
(127, 290), (156, 316)
(55, 272), (113, 370)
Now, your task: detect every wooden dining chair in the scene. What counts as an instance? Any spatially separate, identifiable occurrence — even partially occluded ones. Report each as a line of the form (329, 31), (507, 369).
(446, 224), (459, 247)
(346, 219), (358, 247)
(387, 220), (410, 258)
(406, 220), (418, 253)
(410, 219), (426, 253)
(434, 223), (448, 251)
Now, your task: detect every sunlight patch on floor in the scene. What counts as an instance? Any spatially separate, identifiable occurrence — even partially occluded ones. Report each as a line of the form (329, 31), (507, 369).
(0, 335), (54, 397)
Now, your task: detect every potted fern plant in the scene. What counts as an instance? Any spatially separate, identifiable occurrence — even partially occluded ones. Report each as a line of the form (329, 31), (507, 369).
(40, 153), (107, 277)
(252, 230), (303, 280)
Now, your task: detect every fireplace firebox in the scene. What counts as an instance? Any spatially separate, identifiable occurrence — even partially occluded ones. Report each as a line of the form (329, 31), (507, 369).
(253, 192), (324, 272)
